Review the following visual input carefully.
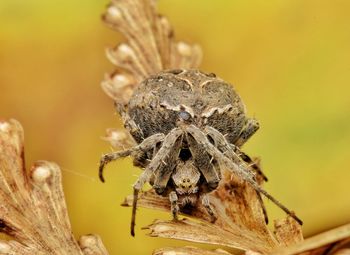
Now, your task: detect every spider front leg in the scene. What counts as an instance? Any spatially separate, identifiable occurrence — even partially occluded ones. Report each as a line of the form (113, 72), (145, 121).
(169, 191), (179, 220)
(99, 132), (165, 182)
(234, 118), (259, 147)
(153, 135), (183, 194)
(186, 124), (303, 225)
(130, 128), (183, 236)
(186, 133), (221, 191)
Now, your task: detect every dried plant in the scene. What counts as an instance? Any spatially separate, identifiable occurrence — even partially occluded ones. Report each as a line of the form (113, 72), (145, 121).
(121, 162), (303, 254)
(99, 0), (305, 254)
(99, 1), (350, 255)
(0, 119), (108, 255)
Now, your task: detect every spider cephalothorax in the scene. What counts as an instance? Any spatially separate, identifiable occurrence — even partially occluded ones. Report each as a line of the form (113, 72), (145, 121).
(99, 69), (302, 236)
(171, 160), (201, 196)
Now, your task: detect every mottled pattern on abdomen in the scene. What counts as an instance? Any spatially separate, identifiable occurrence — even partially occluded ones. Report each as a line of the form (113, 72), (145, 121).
(128, 69), (247, 143)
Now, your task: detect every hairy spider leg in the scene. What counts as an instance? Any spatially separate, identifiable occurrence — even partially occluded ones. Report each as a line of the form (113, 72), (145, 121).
(184, 133), (219, 221)
(186, 125), (303, 225)
(99, 133), (165, 182)
(232, 148), (268, 182)
(131, 128), (183, 236)
(186, 133), (221, 190)
(205, 126), (269, 223)
(153, 135), (183, 194)
(204, 126), (256, 179)
(233, 118), (260, 147)
(169, 191), (179, 220)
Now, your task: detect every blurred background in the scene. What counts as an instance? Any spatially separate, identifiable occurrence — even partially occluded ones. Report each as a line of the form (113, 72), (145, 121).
(1, 0), (349, 254)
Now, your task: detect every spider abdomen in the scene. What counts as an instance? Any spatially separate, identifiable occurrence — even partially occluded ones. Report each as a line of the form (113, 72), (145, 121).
(128, 69), (247, 143)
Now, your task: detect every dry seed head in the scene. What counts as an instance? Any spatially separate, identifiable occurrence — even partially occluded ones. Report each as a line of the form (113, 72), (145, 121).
(106, 5), (123, 23)
(101, 73), (135, 104)
(0, 121), (10, 132)
(32, 165), (52, 184)
(112, 74), (131, 87)
(116, 44), (134, 61)
(177, 42), (192, 57)
(79, 235), (96, 248)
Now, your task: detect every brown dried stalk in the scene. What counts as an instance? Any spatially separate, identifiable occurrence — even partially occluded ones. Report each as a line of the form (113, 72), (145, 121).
(0, 119), (108, 255)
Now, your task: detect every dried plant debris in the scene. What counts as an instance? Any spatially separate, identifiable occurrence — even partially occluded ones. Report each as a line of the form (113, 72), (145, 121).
(272, 223), (350, 255)
(154, 246), (233, 255)
(122, 167), (303, 254)
(0, 119), (108, 255)
(123, 186), (349, 255)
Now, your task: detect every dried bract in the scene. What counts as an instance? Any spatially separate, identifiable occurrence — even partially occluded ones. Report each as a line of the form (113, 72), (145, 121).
(0, 119), (108, 255)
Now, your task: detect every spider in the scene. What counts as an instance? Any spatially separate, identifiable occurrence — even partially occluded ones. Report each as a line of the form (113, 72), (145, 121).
(99, 69), (302, 236)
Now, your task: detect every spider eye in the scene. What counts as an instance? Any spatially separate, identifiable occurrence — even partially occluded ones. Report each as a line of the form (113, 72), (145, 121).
(179, 111), (190, 120)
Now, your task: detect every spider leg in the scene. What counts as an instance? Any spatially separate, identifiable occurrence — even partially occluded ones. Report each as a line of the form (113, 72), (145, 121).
(205, 126), (269, 223)
(153, 134), (183, 194)
(169, 191), (179, 220)
(186, 124), (303, 225)
(186, 133), (220, 190)
(201, 194), (217, 222)
(234, 118), (259, 147)
(99, 133), (165, 182)
(233, 149), (268, 182)
(256, 192), (269, 224)
(131, 128), (183, 236)
(206, 125), (266, 181)
(204, 126), (255, 180)
(99, 149), (133, 182)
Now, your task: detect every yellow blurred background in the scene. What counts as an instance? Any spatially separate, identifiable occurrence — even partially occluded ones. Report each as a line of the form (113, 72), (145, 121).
(1, 0), (350, 254)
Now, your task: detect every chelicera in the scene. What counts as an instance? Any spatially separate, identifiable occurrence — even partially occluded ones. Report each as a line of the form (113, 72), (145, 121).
(99, 69), (302, 236)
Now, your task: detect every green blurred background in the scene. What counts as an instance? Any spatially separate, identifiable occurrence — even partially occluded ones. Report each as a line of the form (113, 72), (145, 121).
(1, 0), (349, 254)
